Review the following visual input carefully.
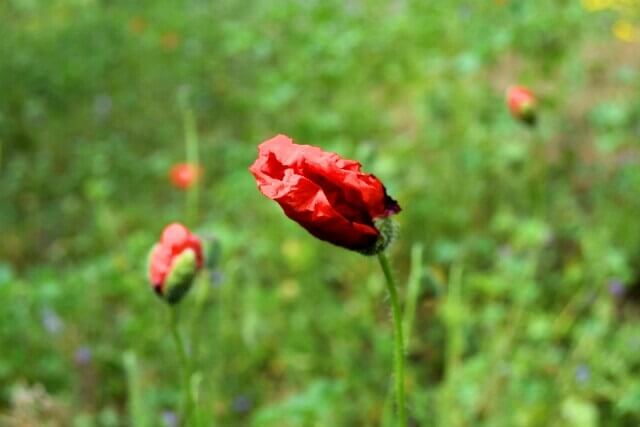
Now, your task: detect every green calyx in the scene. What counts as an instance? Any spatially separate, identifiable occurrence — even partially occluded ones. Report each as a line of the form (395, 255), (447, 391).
(359, 217), (399, 256)
(519, 102), (537, 126)
(164, 249), (198, 304)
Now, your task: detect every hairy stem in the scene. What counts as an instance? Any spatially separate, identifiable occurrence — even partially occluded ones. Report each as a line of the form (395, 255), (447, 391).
(169, 307), (195, 425)
(377, 252), (407, 427)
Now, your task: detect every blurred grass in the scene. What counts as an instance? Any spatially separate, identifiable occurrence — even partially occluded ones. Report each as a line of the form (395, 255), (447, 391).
(1, 0), (640, 426)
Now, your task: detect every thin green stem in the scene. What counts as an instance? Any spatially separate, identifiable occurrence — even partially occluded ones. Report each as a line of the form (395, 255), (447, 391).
(377, 252), (407, 427)
(188, 275), (210, 426)
(190, 274), (209, 369)
(445, 264), (464, 376)
(528, 125), (548, 217)
(182, 100), (200, 225)
(440, 263), (464, 426)
(123, 351), (149, 427)
(403, 243), (423, 348)
(169, 307), (195, 425)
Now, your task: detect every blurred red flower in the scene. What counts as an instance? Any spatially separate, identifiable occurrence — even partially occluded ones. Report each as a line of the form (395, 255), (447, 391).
(129, 16), (147, 34)
(249, 134), (400, 253)
(507, 85), (537, 125)
(148, 223), (203, 300)
(161, 32), (181, 51)
(170, 163), (201, 189)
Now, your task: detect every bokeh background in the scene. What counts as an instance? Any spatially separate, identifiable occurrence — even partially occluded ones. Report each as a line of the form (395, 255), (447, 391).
(2, 0), (640, 426)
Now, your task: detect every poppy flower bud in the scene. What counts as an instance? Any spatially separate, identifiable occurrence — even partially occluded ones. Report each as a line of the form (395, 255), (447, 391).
(170, 163), (201, 189)
(249, 135), (401, 255)
(148, 223), (204, 304)
(506, 86), (537, 126)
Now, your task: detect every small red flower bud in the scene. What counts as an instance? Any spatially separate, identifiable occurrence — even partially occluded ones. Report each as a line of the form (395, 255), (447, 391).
(506, 85), (537, 126)
(148, 223), (204, 304)
(249, 135), (401, 254)
(169, 163), (201, 189)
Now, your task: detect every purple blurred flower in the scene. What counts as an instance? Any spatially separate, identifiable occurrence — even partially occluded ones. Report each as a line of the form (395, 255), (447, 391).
(232, 395), (253, 413)
(575, 365), (590, 384)
(74, 346), (92, 365)
(608, 280), (626, 298)
(210, 270), (225, 288)
(94, 95), (113, 120)
(458, 5), (471, 20)
(41, 308), (64, 335)
(161, 410), (179, 427)
(497, 245), (513, 260)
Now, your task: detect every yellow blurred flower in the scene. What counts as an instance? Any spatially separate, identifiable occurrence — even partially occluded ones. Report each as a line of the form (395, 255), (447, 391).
(278, 279), (300, 301)
(615, 0), (640, 11)
(612, 20), (638, 42)
(581, 0), (611, 11)
(281, 239), (302, 260)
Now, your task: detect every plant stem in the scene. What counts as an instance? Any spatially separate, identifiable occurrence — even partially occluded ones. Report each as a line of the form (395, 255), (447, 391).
(403, 243), (423, 347)
(440, 263), (464, 426)
(169, 307), (195, 425)
(529, 125), (547, 217)
(377, 252), (407, 427)
(182, 99), (200, 225)
(123, 351), (149, 427)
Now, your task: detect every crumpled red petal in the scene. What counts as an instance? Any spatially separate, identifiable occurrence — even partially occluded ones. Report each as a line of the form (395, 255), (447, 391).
(249, 135), (400, 251)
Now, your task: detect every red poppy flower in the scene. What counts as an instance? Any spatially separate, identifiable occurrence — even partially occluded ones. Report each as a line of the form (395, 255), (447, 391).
(506, 86), (537, 125)
(249, 135), (400, 253)
(149, 223), (203, 303)
(170, 163), (201, 189)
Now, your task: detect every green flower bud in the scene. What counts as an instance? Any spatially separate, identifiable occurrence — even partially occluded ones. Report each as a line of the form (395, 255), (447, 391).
(163, 248), (198, 304)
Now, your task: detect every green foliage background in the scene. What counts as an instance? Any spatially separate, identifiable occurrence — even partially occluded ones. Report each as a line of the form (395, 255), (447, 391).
(1, 0), (640, 426)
